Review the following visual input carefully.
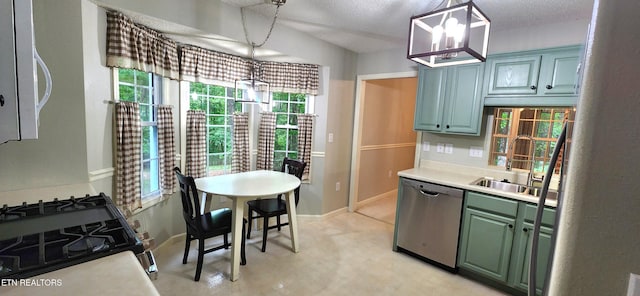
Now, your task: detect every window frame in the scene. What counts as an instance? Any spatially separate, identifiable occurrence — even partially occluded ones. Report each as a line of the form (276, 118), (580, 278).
(113, 68), (163, 201)
(269, 92), (314, 173)
(489, 107), (574, 174)
(188, 82), (243, 176)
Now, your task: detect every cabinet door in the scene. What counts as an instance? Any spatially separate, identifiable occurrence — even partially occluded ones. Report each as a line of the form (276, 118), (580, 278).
(414, 66), (447, 131)
(486, 55), (542, 96)
(0, 0), (20, 143)
(539, 51), (580, 95)
(442, 63), (484, 134)
(510, 222), (554, 295)
(458, 208), (515, 283)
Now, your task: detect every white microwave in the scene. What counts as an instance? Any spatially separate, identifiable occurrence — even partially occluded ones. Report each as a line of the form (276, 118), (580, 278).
(0, 0), (51, 144)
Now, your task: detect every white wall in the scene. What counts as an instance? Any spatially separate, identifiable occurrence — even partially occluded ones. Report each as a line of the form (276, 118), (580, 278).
(549, 1), (640, 295)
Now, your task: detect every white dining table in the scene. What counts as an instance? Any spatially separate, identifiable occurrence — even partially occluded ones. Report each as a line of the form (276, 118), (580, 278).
(194, 170), (301, 281)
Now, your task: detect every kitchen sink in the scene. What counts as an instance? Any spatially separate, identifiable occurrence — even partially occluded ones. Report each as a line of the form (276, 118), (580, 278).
(472, 178), (558, 201)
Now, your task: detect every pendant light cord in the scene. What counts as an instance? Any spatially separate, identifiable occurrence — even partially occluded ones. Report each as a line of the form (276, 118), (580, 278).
(241, 3), (282, 49)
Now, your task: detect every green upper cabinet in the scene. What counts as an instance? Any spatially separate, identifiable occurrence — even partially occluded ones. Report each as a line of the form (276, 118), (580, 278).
(414, 63), (484, 135)
(485, 55), (542, 96)
(483, 45), (582, 106)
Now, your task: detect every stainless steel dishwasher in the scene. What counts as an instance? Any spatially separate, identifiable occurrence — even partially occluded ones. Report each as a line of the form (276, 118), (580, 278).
(395, 178), (464, 270)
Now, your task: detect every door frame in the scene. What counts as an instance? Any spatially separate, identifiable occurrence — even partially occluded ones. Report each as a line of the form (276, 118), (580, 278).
(347, 71), (419, 212)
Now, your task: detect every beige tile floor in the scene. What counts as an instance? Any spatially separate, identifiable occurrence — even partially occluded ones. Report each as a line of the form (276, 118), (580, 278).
(356, 195), (397, 225)
(152, 212), (508, 296)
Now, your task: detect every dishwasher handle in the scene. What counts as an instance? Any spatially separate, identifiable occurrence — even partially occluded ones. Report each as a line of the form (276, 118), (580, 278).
(418, 190), (440, 198)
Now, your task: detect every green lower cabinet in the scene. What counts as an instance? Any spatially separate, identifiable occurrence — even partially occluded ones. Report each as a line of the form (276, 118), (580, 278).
(509, 222), (554, 295)
(458, 192), (556, 295)
(458, 208), (515, 283)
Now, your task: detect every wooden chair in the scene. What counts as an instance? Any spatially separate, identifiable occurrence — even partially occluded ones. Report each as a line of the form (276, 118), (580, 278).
(246, 158), (306, 252)
(174, 167), (246, 281)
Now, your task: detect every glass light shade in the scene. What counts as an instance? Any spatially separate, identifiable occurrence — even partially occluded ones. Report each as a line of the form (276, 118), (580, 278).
(234, 78), (270, 104)
(407, 1), (490, 67)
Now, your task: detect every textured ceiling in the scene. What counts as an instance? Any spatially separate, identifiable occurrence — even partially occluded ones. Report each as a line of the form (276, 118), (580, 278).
(222, 0), (595, 53)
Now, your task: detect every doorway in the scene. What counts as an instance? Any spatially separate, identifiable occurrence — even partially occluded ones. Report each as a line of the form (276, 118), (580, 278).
(348, 72), (419, 225)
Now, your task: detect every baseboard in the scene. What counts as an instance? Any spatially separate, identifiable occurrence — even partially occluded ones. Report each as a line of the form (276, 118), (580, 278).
(153, 233), (185, 252)
(297, 206), (348, 219)
(356, 189), (397, 209)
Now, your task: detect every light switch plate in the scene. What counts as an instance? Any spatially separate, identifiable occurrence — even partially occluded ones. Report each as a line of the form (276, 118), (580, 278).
(328, 133), (334, 143)
(436, 143), (444, 153)
(444, 144), (453, 154)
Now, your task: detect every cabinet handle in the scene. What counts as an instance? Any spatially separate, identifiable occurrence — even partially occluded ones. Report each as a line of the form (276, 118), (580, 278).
(523, 228), (528, 232)
(436, 124), (440, 128)
(530, 85), (537, 90)
(0, 95), (4, 107)
(546, 85), (553, 90)
(508, 224), (513, 229)
(446, 125), (450, 129)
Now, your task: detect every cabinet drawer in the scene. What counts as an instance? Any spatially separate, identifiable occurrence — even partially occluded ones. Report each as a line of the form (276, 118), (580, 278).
(466, 192), (518, 218)
(523, 204), (556, 227)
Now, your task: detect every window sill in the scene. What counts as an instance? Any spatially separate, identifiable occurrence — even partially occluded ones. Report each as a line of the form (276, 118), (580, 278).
(131, 193), (173, 216)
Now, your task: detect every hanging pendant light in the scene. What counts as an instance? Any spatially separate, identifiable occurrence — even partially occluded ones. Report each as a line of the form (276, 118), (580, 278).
(235, 43), (270, 104)
(234, 0), (285, 104)
(407, 0), (490, 67)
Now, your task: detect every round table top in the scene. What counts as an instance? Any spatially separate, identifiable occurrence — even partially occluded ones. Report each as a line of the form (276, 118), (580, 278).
(195, 170), (301, 197)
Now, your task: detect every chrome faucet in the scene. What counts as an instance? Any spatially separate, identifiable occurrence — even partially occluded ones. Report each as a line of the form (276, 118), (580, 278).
(506, 135), (543, 187)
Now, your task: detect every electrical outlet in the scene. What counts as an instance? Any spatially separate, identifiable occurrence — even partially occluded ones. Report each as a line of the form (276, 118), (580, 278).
(436, 143), (444, 153)
(328, 133), (334, 143)
(335, 182), (340, 191)
(423, 141), (430, 151)
(469, 146), (484, 158)
(445, 144), (453, 154)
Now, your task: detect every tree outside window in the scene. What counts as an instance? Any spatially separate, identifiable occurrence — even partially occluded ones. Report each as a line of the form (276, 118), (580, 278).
(190, 82), (241, 176)
(117, 68), (161, 199)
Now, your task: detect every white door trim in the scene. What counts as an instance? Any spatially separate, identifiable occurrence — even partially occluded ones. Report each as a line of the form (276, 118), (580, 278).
(347, 71), (418, 212)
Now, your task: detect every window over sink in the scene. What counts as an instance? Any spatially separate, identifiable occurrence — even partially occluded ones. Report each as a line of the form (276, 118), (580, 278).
(489, 107), (575, 174)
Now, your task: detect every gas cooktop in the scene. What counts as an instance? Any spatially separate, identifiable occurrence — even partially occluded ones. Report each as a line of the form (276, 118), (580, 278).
(0, 193), (143, 279)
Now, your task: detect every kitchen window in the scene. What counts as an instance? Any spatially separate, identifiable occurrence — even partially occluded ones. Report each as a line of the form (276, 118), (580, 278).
(189, 82), (242, 176)
(115, 68), (163, 199)
(271, 92), (312, 171)
(489, 107), (575, 174)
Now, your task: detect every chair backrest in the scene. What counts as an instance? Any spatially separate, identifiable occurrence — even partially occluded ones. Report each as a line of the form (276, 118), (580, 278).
(279, 158), (306, 205)
(174, 167), (202, 230)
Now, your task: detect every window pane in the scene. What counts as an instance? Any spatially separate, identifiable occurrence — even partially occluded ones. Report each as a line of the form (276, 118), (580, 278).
(191, 82), (206, 94)
(276, 114), (288, 125)
(273, 92), (288, 101)
(291, 93), (306, 102)
(273, 102), (288, 112)
(119, 85), (135, 102)
(119, 69), (135, 84)
(209, 127), (225, 153)
(209, 115), (225, 125)
(535, 121), (550, 138)
(209, 98), (225, 115)
(225, 127), (233, 151)
(289, 114), (298, 126)
(275, 129), (287, 150)
(287, 152), (298, 160)
(142, 161), (151, 195)
(135, 71), (150, 86)
(136, 87), (150, 104)
(208, 154), (225, 174)
(190, 96), (206, 111)
(142, 126), (152, 159)
(209, 85), (225, 96)
(290, 103), (305, 114)
(551, 121), (563, 138)
(273, 152), (286, 171)
(288, 129), (298, 151)
(534, 140), (547, 158)
(140, 105), (152, 122)
(493, 137), (508, 153)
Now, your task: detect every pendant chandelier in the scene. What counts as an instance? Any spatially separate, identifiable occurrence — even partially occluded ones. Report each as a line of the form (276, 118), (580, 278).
(407, 0), (490, 67)
(235, 0), (286, 104)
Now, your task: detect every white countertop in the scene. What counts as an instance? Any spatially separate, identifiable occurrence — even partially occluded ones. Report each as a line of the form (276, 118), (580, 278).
(398, 167), (558, 207)
(0, 251), (159, 296)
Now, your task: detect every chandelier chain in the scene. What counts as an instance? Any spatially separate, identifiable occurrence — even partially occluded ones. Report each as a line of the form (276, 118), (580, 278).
(241, 3), (282, 49)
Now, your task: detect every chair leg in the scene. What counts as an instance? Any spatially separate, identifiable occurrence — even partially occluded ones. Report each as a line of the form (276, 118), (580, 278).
(182, 233), (191, 264)
(246, 208), (253, 239)
(261, 216), (269, 252)
(241, 220), (247, 265)
(277, 215), (281, 231)
(224, 233), (229, 249)
(195, 239), (205, 281)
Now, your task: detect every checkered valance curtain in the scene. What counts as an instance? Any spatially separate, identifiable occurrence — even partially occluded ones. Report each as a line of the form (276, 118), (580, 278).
(185, 110), (207, 178)
(158, 106), (176, 194)
(179, 46), (320, 95)
(261, 62), (320, 95)
(257, 112), (277, 170)
(232, 112), (250, 173)
(106, 11), (179, 80)
(115, 102), (142, 211)
(297, 114), (315, 180)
